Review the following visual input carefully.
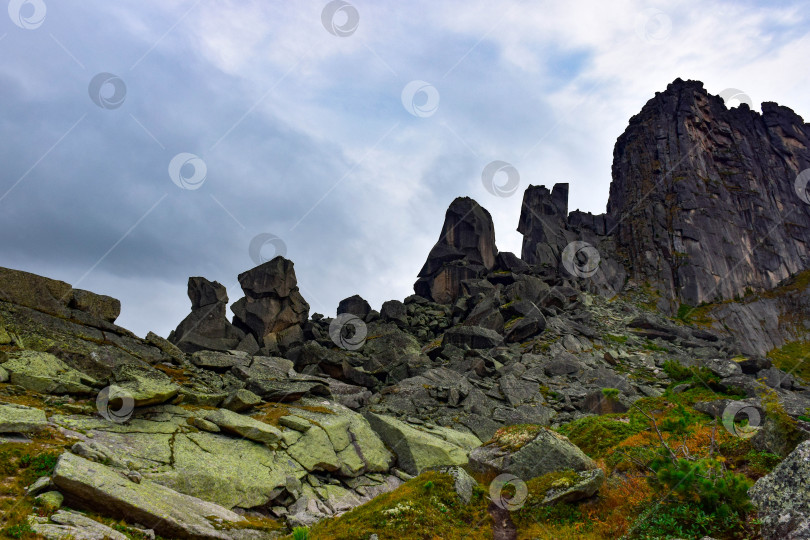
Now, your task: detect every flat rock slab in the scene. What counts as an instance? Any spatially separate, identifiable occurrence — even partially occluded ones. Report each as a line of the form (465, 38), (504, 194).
(1, 350), (97, 394)
(363, 412), (479, 475)
(30, 509), (129, 540)
(52, 453), (245, 540)
(0, 402), (48, 433)
(204, 408), (282, 447)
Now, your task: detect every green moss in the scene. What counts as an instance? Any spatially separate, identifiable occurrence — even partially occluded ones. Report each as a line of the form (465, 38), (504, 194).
(556, 415), (641, 459)
(488, 424), (544, 451)
(767, 340), (810, 384)
(308, 471), (491, 540)
(604, 334), (628, 344)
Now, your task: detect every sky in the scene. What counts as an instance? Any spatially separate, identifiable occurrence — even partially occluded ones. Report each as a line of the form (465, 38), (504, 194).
(1, 0), (809, 338)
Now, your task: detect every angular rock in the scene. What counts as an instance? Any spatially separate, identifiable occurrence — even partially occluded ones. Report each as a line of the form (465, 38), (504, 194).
(1, 350), (97, 394)
(221, 388), (262, 412)
(69, 289), (121, 323)
(0, 266), (73, 317)
(52, 453), (245, 540)
(363, 412), (480, 475)
(30, 509), (129, 540)
(442, 325), (504, 349)
(750, 440), (810, 540)
(414, 197), (498, 304)
(380, 300), (408, 327)
(203, 408), (282, 447)
(469, 427), (596, 480)
(169, 277), (245, 353)
(337, 294), (371, 320)
(190, 350), (249, 370)
(231, 257), (310, 348)
(112, 364), (179, 406)
(0, 403), (48, 433)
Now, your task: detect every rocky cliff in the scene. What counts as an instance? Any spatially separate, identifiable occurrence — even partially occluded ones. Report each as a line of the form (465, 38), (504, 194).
(3, 78), (810, 539)
(607, 78), (810, 310)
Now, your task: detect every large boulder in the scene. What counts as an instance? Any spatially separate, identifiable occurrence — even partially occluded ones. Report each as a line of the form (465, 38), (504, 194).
(414, 197), (498, 304)
(51, 453), (247, 540)
(363, 412), (481, 475)
(111, 364), (179, 406)
(68, 289), (120, 323)
(750, 439), (810, 539)
(168, 277), (245, 353)
(0, 350), (97, 394)
(0, 403), (48, 433)
(232, 257), (310, 347)
(29, 509), (128, 540)
(469, 426), (597, 480)
(337, 294), (371, 319)
(442, 325), (504, 349)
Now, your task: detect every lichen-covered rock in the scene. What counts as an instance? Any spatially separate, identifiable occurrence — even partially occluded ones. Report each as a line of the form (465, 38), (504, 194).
(363, 412), (480, 475)
(750, 439), (810, 539)
(111, 364), (178, 406)
(69, 289), (121, 323)
(469, 426), (596, 481)
(1, 350), (97, 394)
(204, 408), (282, 447)
(0, 402), (48, 433)
(51, 453), (246, 540)
(30, 509), (128, 540)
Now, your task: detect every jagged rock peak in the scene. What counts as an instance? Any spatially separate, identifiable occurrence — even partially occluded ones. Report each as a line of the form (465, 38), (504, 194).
(607, 77), (810, 309)
(414, 196), (497, 304)
(231, 256), (310, 351)
(168, 276), (245, 353)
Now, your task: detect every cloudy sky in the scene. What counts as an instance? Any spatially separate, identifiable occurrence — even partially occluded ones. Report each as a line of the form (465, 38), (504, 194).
(1, 0), (809, 338)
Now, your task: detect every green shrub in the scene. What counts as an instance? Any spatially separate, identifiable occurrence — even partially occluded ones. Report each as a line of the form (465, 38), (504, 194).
(2, 522), (34, 539)
(648, 453), (752, 518)
(662, 360), (692, 382)
(292, 526), (310, 540)
(628, 499), (750, 539)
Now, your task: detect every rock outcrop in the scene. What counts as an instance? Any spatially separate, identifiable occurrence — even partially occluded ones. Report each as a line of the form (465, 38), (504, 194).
(750, 439), (810, 539)
(169, 277), (245, 353)
(231, 257), (310, 351)
(607, 78), (810, 310)
(414, 197), (498, 304)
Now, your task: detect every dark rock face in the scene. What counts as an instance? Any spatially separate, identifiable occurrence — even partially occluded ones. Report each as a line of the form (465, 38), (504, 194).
(607, 78), (810, 310)
(169, 278), (245, 353)
(337, 294), (371, 320)
(414, 197), (498, 304)
(231, 256), (309, 348)
(517, 184), (627, 296)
